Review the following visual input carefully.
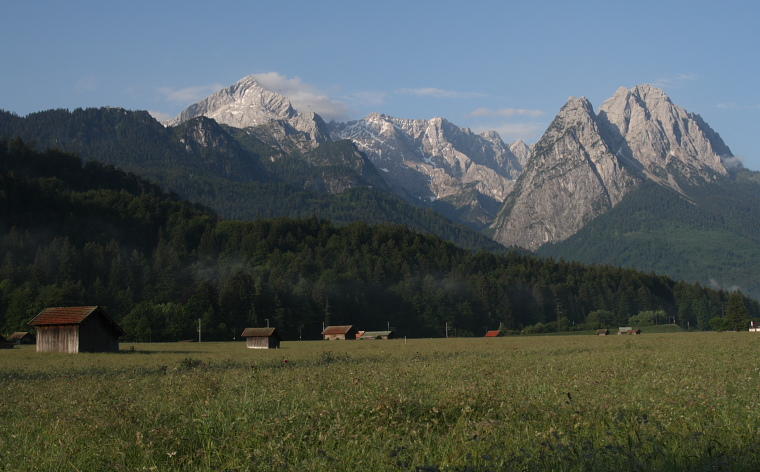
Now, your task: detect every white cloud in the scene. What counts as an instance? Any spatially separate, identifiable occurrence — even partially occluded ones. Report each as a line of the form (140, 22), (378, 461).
(147, 110), (172, 123)
(396, 87), (485, 99)
(468, 107), (544, 118)
(722, 155), (744, 170)
(344, 90), (389, 107)
(652, 73), (697, 89)
(250, 72), (348, 121)
(473, 122), (544, 142)
(158, 83), (225, 103)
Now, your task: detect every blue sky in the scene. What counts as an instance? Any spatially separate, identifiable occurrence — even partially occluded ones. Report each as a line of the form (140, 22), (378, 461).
(2, 0), (759, 169)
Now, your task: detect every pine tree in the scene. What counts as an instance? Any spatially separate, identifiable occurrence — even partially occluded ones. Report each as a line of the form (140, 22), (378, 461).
(725, 292), (750, 331)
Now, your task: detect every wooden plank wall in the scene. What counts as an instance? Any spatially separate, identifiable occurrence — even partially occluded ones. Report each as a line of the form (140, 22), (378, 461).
(246, 337), (269, 349)
(36, 326), (79, 353)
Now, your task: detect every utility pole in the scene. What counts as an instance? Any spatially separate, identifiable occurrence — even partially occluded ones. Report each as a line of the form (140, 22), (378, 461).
(265, 318), (270, 328)
(387, 320), (390, 331)
(445, 321), (449, 338)
(197, 318), (201, 343)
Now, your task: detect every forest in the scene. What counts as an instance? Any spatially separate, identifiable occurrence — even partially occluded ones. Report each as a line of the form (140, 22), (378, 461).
(1, 140), (757, 340)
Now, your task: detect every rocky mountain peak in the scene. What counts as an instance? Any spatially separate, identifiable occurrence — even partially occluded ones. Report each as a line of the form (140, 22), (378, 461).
(509, 140), (531, 167)
(491, 84), (737, 251)
(599, 84), (732, 187)
(166, 74), (328, 149)
(490, 94), (639, 250)
(331, 112), (523, 227)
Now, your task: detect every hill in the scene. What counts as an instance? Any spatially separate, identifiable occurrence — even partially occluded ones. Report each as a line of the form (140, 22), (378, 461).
(2, 142), (756, 340)
(539, 171), (760, 298)
(0, 108), (499, 251)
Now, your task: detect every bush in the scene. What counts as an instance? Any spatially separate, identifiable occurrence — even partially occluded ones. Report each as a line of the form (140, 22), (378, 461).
(709, 317), (730, 332)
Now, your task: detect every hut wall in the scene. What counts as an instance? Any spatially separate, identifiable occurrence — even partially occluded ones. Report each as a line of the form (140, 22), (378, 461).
(78, 315), (119, 352)
(36, 325), (79, 353)
(324, 334), (347, 340)
(246, 337), (269, 349)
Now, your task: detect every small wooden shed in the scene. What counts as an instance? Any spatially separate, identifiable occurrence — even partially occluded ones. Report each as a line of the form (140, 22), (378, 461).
(618, 327), (641, 335)
(241, 327), (280, 349)
(322, 325), (356, 340)
(7, 331), (35, 344)
(484, 330), (501, 337)
(28, 306), (124, 353)
(359, 330), (393, 340)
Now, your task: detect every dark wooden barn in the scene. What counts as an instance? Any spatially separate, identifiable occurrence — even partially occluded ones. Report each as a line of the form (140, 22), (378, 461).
(322, 325), (357, 340)
(241, 327), (280, 349)
(28, 306), (125, 353)
(7, 331), (35, 344)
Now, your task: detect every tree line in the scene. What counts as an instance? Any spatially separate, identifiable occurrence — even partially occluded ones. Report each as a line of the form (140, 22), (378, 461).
(1, 140), (756, 340)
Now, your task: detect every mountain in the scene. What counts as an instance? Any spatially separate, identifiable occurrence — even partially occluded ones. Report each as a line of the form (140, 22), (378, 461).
(167, 75), (528, 228)
(490, 97), (639, 250)
(3, 141), (754, 337)
(491, 85), (735, 249)
(331, 113), (523, 227)
(598, 85), (732, 189)
(0, 108), (501, 251)
(167, 75), (330, 150)
(509, 139), (531, 167)
(539, 170), (760, 299)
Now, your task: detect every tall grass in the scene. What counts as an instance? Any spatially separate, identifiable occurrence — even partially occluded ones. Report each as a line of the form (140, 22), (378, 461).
(1, 333), (758, 471)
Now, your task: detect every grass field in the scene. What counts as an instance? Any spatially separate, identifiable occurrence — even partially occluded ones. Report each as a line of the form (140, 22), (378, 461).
(1, 333), (759, 471)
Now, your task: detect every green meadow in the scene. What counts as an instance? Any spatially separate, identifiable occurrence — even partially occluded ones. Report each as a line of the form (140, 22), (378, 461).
(1, 333), (759, 471)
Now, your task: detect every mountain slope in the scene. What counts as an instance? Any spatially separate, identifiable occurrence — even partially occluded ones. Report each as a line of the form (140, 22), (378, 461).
(491, 85), (735, 249)
(490, 97), (639, 249)
(0, 108), (501, 251)
(167, 74), (329, 149)
(3, 141), (755, 338)
(539, 171), (760, 298)
(332, 113), (522, 227)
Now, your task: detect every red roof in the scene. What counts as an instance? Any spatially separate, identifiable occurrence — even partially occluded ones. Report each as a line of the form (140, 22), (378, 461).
(241, 327), (278, 338)
(484, 330), (501, 337)
(322, 325), (354, 335)
(29, 306), (99, 325)
(29, 306), (125, 336)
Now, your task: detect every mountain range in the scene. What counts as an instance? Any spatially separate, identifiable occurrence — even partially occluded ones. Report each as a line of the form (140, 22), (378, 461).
(1, 74), (758, 297)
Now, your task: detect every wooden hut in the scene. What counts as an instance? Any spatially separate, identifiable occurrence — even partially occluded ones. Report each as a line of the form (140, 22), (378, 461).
(321, 325), (356, 340)
(241, 327), (280, 349)
(484, 330), (501, 337)
(618, 327), (641, 335)
(7, 331), (35, 345)
(359, 330), (393, 340)
(28, 306), (124, 353)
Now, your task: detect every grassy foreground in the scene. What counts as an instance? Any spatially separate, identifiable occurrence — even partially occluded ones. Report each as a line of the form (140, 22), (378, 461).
(1, 333), (758, 471)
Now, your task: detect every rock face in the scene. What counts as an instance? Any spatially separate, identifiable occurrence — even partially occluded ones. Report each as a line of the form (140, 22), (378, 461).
(598, 84), (732, 189)
(491, 98), (639, 250)
(167, 75), (329, 149)
(509, 140), (532, 168)
(331, 113), (523, 225)
(491, 85), (736, 250)
(172, 116), (265, 181)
